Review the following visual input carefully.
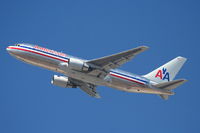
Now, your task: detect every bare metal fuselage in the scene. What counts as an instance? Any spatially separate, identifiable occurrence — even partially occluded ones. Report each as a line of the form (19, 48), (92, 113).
(7, 44), (173, 96)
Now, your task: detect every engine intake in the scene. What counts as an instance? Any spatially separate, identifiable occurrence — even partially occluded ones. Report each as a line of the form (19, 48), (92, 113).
(51, 75), (77, 88)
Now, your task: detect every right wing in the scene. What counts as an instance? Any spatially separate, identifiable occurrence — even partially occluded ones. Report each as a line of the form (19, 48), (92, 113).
(87, 46), (148, 77)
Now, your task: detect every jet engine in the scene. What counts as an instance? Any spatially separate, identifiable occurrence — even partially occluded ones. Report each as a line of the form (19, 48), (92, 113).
(51, 75), (77, 88)
(68, 58), (91, 71)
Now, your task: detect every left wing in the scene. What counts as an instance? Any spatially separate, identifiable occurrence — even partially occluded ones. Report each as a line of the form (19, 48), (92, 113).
(69, 78), (101, 98)
(79, 83), (100, 98)
(87, 46), (148, 77)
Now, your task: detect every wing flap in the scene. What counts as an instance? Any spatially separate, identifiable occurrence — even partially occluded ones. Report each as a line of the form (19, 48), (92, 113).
(79, 84), (101, 98)
(69, 78), (101, 98)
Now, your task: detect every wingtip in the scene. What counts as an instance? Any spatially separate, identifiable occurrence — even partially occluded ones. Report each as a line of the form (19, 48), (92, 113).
(140, 45), (149, 50)
(94, 94), (101, 98)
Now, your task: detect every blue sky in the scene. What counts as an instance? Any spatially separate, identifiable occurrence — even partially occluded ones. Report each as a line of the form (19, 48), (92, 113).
(0, 0), (199, 133)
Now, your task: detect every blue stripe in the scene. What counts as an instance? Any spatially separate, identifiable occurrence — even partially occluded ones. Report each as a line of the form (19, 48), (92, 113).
(20, 46), (69, 60)
(110, 71), (148, 84)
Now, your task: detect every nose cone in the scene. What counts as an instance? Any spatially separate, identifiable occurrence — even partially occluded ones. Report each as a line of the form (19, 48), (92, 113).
(6, 46), (16, 56)
(6, 46), (13, 54)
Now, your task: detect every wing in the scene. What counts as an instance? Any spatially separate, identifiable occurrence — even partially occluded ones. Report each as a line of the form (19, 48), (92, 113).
(69, 78), (101, 98)
(79, 83), (101, 98)
(87, 46), (149, 77)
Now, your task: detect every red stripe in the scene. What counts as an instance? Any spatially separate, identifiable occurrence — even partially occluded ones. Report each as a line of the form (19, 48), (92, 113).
(8, 47), (68, 62)
(110, 73), (145, 85)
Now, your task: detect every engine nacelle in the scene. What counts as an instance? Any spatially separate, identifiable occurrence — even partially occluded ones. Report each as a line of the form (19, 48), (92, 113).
(68, 58), (91, 71)
(51, 75), (77, 88)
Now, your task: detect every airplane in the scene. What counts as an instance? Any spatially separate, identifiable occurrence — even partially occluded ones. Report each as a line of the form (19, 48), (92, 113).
(6, 43), (187, 100)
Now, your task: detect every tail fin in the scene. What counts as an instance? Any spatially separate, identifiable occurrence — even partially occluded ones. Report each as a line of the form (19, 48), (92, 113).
(154, 79), (188, 100)
(143, 56), (187, 84)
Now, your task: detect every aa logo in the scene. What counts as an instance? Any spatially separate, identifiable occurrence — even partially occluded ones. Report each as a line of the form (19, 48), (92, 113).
(155, 68), (170, 81)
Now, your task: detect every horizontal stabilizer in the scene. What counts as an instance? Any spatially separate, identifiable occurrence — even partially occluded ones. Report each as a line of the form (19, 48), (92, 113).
(154, 79), (187, 100)
(154, 79), (187, 90)
(159, 94), (169, 100)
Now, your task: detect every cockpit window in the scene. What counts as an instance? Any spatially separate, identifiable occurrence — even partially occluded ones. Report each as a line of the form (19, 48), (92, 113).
(15, 44), (21, 46)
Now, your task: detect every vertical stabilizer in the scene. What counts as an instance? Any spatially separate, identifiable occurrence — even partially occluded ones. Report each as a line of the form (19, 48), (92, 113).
(143, 56), (187, 84)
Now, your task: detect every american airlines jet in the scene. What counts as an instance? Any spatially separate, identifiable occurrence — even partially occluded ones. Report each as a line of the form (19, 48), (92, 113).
(7, 43), (187, 100)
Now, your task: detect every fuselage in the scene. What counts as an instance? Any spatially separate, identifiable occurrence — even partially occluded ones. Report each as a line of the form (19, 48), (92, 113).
(6, 43), (172, 95)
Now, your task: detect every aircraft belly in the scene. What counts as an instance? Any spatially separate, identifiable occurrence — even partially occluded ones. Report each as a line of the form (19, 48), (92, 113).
(107, 75), (173, 95)
(106, 76), (143, 91)
(12, 50), (61, 73)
